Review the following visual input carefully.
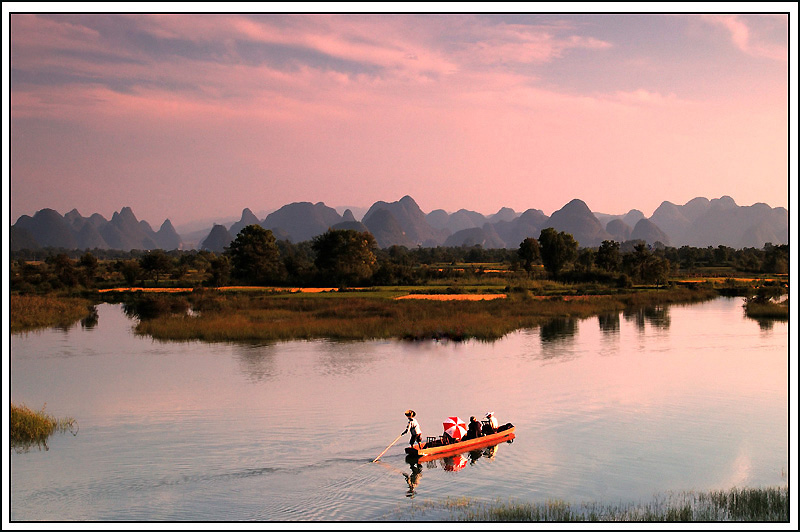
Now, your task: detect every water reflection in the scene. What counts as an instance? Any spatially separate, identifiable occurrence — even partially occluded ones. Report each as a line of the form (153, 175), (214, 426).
(623, 306), (671, 331)
(539, 317), (578, 343)
(81, 306), (99, 329)
(316, 341), (378, 377)
(538, 318), (578, 362)
(403, 462), (423, 497)
(597, 312), (620, 333)
(232, 344), (278, 382)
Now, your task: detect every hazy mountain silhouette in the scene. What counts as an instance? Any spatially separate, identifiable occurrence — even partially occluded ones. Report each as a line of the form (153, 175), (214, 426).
(543, 199), (612, 247)
(341, 209), (357, 223)
(229, 208), (261, 238)
(426, 209), (451, 230)
(363, 195), (447, 247)
(682, 200), (788, 248)
(10, 225), (40, 251)
(492, 208), (548, 249)
(444, 223), (506, 248)
(489, 207), (519, 224)
(362, 208), (415, 248)
(262, 202), (343, 243)
(648, 196), (788, 248)
(200, 224), (233, 252)
(14, 208), (79, 249)
(605, 219), (632, 242)
(649, 201), (692, 242)
(155, 220), (182, 250)
(11, 195), (788, 253)
(331, 220), (370, 233)
(12, 206), (182, 252)
(631, 218), (671, 246)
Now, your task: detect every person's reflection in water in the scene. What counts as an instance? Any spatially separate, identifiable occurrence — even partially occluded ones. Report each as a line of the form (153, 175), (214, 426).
(483, 445), (498, 461)
(403, 462), (423, 498)
(469, 449), (483, 465)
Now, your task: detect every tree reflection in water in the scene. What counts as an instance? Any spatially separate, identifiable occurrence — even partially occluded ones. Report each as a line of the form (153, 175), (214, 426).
(539, 317), (578, 343)
(623, 306), (671, 330)
(597, 311), (620, 333)
(232, 344), (278, 382)
(80, 306), (99, 329)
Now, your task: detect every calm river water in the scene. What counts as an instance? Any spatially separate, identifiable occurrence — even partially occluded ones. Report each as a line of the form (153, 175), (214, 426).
(9, 297), (789, 521)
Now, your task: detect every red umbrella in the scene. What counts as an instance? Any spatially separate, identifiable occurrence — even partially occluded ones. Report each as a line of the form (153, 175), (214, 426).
(442, 416), (468, 440)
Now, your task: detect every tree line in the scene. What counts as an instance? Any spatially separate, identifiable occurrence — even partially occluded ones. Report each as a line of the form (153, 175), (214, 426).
(9, 225), (789, 294)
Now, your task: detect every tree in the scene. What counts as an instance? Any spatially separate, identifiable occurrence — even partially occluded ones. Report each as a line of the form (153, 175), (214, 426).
(139, 250), (174, 285)
(595, 240), (621, 273)
(119, 259), (142, 286)
(312, 229), (377, 286)
(207, 254), (231, 287)
(624, 243), (671, 287)
(79, 252), (99, 284)
(538, 228), (578, 277)
(46, 253), (79, 288)
(518, 237), (541, 272)
(576, 248), (596, 272)
(226, 224), (283, 285)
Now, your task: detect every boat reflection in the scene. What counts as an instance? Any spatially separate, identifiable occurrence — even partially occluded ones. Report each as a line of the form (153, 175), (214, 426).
(405, 437), (512, 470)
(395, 437), (513, 497)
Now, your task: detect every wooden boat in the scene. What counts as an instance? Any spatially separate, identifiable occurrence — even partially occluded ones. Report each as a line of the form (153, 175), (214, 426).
(405, 423), (515, 462)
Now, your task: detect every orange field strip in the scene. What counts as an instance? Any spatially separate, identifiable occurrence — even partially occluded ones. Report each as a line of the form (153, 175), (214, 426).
(395, 294), (507, 300)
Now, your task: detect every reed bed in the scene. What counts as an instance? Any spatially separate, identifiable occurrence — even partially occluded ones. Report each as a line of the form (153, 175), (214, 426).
(10, 294), (94, 332)
(404, 486), (789, 522)
(744, 299), (789, 320)
(10, 403), (77, 451)
(134, 287), (715, 343)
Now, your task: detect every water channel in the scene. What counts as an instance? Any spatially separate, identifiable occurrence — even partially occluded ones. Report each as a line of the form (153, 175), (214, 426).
(9, 297), (789, 521)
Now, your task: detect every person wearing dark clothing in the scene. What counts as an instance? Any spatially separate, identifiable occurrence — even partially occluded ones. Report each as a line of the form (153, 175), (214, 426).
(466, 416), (483, 440)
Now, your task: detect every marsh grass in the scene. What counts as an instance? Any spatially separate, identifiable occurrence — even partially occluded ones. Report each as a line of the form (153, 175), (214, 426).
(408, 486), (789, 522)
(11, 403), (77, 451)
(134, 287), (716, 343)
(10, 294), (94, 332)
(744, 299), (789, 320)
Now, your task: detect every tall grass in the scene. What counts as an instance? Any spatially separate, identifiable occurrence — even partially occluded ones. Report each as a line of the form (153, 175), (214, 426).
(405, 486), (789, 522)
(744, 299), (789, 320)
(10, 294), (94, 332)
(133, 287), (717, 343)
(11, 403), (77, 451)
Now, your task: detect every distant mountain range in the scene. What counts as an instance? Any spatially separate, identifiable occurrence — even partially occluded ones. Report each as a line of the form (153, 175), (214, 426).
(10, 195), (788, 253)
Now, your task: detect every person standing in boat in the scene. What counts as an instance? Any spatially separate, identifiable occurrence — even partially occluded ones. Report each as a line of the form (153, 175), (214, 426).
(402, 410), (422, 446)
(485, 411), (499, 434)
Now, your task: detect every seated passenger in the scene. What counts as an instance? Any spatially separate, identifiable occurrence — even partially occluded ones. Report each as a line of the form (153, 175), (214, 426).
(485, 412), (499, 434)
(466, 416), (483, 440)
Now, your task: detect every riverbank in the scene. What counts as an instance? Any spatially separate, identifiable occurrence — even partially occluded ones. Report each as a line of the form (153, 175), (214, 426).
(9, 294), (95, 333)
(10, 403), (77, 451)
(398, 485), (789, 522)
(131, 286), (718, 342)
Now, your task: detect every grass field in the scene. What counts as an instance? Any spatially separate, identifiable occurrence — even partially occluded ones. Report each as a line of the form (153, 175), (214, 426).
(10, 294), (95, 332)
(130, 285), (718, 343)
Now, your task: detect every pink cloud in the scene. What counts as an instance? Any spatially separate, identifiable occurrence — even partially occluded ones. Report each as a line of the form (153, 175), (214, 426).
(9, 14), (790, 225)
(702, 14), (788, 61)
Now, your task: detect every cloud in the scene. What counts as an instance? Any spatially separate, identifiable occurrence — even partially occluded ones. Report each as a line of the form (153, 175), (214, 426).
(702, 14), (788, 61)
(9, 13), (790, 223)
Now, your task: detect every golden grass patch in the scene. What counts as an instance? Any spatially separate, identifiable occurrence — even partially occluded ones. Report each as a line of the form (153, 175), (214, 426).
(395, 294), (507, 301)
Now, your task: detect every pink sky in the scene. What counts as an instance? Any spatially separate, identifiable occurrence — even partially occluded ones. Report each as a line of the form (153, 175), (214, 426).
(5, 8), (793, 228)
